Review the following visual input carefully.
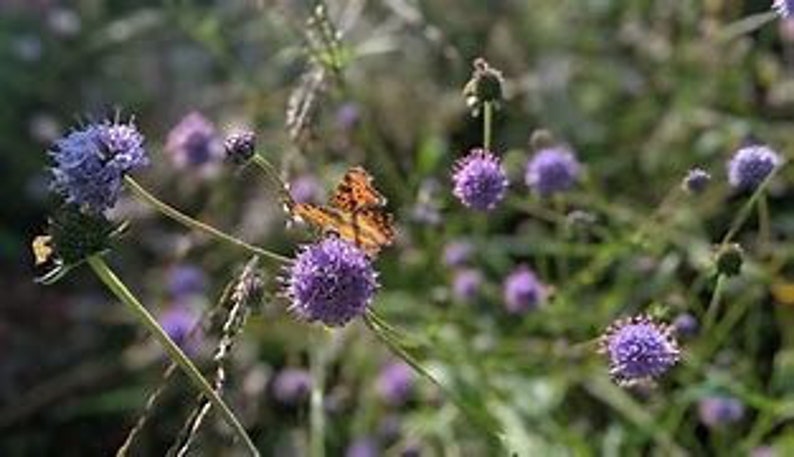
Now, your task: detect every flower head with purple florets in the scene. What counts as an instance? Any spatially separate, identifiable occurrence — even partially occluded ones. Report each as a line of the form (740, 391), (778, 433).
(525, 146), (581, 197)
(376, 361), (414, 406)
(598, 314), (680, 386)
(727, 144), (782, 191)
(452, 149), (508, 211)
(165, 112), (224, 173)
(284, 237), (378, 327)
(774, 0), (793, 18)
(503, 265), (545, 314)
(682, 167), (711, 194)
(49, 119), (148, 212)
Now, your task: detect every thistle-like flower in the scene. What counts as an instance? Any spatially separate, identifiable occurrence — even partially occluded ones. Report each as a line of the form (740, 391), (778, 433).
(682, 168), (711, 194)
(727, 144), (781, 191)
(284, 237), (378, 327)
(774, 0), (793, 18)
(165, 112), (224, 173)
(224, 130), (257, 165)
(503, 265), (545, 314)
(598, 315), (680, 386)
(525, 146), (581, 197)
(49, 119), (148, 212)
(452, 149), (508, 211)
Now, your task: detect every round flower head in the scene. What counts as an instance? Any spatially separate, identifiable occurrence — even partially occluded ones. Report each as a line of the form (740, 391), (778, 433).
(727, 144), (781, 191)
(598, 314), (680, 386)
(376, 361), (415, 406)
(224, 130), (256, 164)
(452, 149), (508, 211)
(165, 112), (224, 173)
(525, 146), (581, 197)
(698, 396), (744, 428)
(284, 237), (378, 327)
(774, 0), (793, 18)
(503, 265), (545, 314)
(682, 168), (711, 194)
(452, 268), (482, 302)
(49, 119), (148, 212)
(673, 312), (699, 339)
(272, 368), (312, 404)
(167, 264), (207, 298)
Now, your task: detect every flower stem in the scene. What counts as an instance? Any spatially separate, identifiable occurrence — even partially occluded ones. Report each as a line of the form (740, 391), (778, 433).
(483, 101), (493, 151)
(309, 331), (326, 457)
(702, 273), (726, 333)
(124, 176), (289, 263)
(86, 255), (259, 456)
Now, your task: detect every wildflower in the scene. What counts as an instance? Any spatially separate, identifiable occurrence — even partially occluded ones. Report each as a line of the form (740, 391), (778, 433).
(462, 57), (505, 113)
(272, 368), (312, 404)
(452, 268), (482, 302)
(49, 119), (148, 212)
(376, 361), (415, 406)
(715, 243), (744, 277)
(167, 264), (207, 299)
(289, 174), (323, 204)
(224, 130), (257, 165)
(682, 168), (711, 194)
(525, 146), (581, 197)
(727, 144), (781, 191)
(452, 149), (508, 211)
(159, 302), (200, 353)
(774, 0), (793, 18)
(673, 313), (699, 338)
(598, 315), (680, 386)
(698, 396), (744, 428)
(284, 237), (378, 327)
(443, 240), (473, 267)
(346, 437), (379, 457)
(165, 112), (224, 173)
(503, 265), (545, 314)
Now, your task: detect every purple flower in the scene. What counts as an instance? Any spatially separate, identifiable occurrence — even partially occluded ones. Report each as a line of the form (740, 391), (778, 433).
(698, 396), (745, 428)
(452, 269), (482, 302)
(443, 240), (473, 267)
(165, 112), (224, 172)
(159, 303), (200, 353)
(49, 119), (148, 212)
(336, 103), (361, 131)
(272, 368), (312, 404)
(376, 361), (414, 406)
(284, 237), (378, 327)
(290, 174), (323, 204)
(503, 265), (545, 314)
(673, 313), (699, 338)
(599, 315), (680, 386)
(525, 146), (580, 197)
(224, 130), (256, 164)
(452, 149), (508, 211)
(167, 264), (207, 298)
(774, 0), (793, 18)
(727, 145), (781, 191)
(682, 168), (711, 194)
(346, 437), (378, 457)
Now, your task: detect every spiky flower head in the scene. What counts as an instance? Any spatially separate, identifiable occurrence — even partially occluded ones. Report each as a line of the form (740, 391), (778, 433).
(727, 144), (781, 191)
(49, 119), (148, 212)
(284, 237), (378, 327)
(698, 396), (745, 428)
(44, 204), (119, 266)
(165, 112), (224, 173)
(452, 149), (508, 211)
(774, 0), (793, 18)
(376, 361), (415, 406)
(682, 167), (711, 194)
(525, 146), (581, 197)
(462, 57), (504, 113)
(224, 130), (257, 165)
(598, 314), (680, 386)
(503, 265), (545, 314)
(272, 368), (312, 404)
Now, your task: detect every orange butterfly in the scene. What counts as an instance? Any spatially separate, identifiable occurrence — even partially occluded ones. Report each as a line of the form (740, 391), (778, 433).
(284, 167), (395, 256)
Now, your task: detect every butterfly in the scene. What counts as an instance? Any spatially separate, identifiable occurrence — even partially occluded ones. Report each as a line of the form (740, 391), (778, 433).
(283, 166), (395, 256)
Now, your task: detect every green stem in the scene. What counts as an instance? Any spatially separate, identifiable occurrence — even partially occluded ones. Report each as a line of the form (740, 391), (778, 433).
(758, 193), (770, 257)
(309, 332), (326, 457)
(721, 164), (782, 246)
(124, 176), (289, 263)
(483, 101), (493, 151)
(702, 274), (726, 333)
(86, 256), (259, 456)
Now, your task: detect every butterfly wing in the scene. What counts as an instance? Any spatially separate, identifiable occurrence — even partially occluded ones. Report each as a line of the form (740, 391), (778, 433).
(329, 166), (385, 212)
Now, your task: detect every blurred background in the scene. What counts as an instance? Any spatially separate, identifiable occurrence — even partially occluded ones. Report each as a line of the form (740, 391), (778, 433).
(2, 0), (794, 455)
